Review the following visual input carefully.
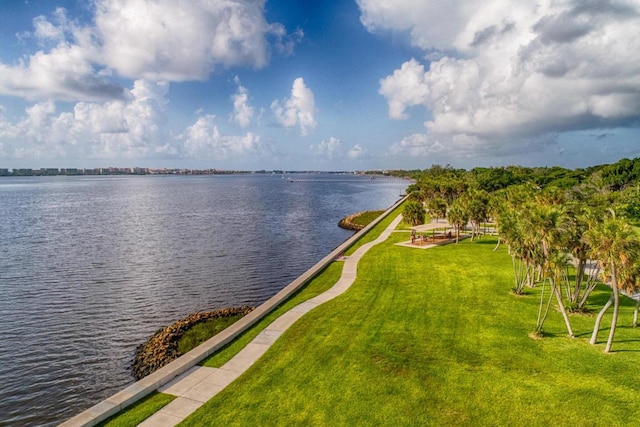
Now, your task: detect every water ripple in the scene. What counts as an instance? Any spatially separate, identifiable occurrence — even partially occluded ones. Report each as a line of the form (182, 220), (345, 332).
(0, 174), (406, 426)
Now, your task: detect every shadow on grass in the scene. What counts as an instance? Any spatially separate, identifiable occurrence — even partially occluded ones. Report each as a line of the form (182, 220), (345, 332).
(470, 240), (500, 245)
(511, 290), (534, 297)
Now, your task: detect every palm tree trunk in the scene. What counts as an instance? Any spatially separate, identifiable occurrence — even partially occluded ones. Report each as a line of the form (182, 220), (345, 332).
(604, 263), (619, 353)
(590, 296), (613, 345)
(578, 265), (600, 310)
(493, 236), (501, 251)
(536, 278), (554, 335)
(633, 298), (639, 328)
(552, 277), (574, 337)
(572, 259), (585, 303)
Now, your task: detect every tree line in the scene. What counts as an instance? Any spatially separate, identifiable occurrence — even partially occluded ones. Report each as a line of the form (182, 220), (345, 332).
(399, 158), (640, 352)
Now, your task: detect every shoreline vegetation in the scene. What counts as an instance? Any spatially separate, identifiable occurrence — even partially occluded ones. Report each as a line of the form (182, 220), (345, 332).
(130, 306), (254, 380)
(338, 210), (384, 231)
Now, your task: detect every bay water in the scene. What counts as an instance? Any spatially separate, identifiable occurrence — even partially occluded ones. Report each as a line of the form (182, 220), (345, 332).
(0, 174), (407, 426)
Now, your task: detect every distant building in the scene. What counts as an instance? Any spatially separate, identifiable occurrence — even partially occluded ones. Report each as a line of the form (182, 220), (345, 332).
(40, 168), (59, 175)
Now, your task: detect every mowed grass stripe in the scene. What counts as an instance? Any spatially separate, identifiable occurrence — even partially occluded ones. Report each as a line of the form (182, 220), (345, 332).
(180, 221), (640, 426)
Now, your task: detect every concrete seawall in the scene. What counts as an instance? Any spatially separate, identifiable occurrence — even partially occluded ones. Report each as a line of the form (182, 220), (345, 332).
(61, 195), (407, 426)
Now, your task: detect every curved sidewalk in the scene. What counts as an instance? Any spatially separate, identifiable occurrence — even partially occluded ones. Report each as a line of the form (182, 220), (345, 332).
(138, 214), (403, 426)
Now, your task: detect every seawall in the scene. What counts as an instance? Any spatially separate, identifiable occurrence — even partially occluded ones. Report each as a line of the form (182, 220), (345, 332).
(60, 195), (407, 426)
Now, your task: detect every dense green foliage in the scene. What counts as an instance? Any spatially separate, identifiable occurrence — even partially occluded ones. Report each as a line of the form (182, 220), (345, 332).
(402, 200), (425, 226)
(599, 157), (640, 190)
(403, 158), (640, 350)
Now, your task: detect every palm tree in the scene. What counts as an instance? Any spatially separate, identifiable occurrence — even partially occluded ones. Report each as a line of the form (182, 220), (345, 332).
(403, 200), (425, 226)
(584, 213), (640, 352)
(446, 200), (468, 243)
(459, 189), (490, 241)
(563, 203), (600, 311)
(427, 197), (448, 222)
(527, 204), (575, 338)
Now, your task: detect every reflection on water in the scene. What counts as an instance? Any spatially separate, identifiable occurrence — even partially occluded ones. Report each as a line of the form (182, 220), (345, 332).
(0, 174), (406, 426)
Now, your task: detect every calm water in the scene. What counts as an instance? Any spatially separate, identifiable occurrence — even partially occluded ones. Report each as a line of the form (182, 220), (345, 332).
(0, 174), (407, 426)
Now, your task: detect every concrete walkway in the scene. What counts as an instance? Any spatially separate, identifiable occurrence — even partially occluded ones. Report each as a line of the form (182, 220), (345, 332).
(137, 214), (404, 426)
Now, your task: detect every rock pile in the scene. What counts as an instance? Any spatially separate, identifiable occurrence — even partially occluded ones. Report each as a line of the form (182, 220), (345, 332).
(338, 211), (369, 231)
(130, 305), (254, 380)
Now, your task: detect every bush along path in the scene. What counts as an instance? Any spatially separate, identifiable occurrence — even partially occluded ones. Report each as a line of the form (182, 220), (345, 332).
(136, 214), (404, 426)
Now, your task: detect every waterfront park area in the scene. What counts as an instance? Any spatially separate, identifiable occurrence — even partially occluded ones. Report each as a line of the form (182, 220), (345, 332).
(102, 202), (640, 426)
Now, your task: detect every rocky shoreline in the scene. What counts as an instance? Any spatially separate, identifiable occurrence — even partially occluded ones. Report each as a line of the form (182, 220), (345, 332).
(338, 211), (373, 231)
(130, 306), (254, 380)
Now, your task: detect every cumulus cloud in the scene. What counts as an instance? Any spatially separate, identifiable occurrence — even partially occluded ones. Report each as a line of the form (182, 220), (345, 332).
(314, 137), (368, 161)
(271, 77), (317, 135)
(348, 144), (367, 159)
(95, 0), (287, 81)
(362, 0), (640, 157)
(0, 80), (174, 160)
(230, 76), (254, 128)
(316, 136), (343, 159)
(180, 114), (266, 159)
(0, 42), (126, 102)
(389, 133), (445, 157)
(0, 0), (294, 103)
(0, 78), (276, 162)
(379, 58), (430, 120)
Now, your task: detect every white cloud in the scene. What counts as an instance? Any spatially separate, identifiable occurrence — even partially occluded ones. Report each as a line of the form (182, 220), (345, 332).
(271, 77), (317, 135)
(0, 42), (126, 102)
(0, 80), (172, 160)
(348, 144), (367, 159)
(0, 0), (294, 103)
(32, 8), (70, 42)
(230, 76), (254, 128)
(379, 58), (430, 120)
(181, 114), (266, 159)
(389, 133), (445, 157)
(316, 136), (343, 159)
(357, 0), (466, 51)
(0, 78), (280, 163)
(364, 0), (640, 158)
(95, 0), (285, 81)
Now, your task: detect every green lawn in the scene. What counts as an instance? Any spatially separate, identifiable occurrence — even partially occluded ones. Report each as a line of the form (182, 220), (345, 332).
(350, 210), (384, 227)
(180, 219), (640, 426)
(200, 261), (344, 368)
(177, 313), (247, 355)
(96, 392), (175, 427)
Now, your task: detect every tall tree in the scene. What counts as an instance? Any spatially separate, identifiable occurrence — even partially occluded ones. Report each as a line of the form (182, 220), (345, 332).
(584, 213), (640, 352)
(446, 200), (469, 243)
(460, 189), (490, 241)
(527, 204), (575, 337)
(427, 197), (447, 222)
(403, 200), (426, 226)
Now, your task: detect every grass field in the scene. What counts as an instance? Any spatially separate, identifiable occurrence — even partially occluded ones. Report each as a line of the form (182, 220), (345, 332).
(180, 216), (640, 426)
(96, 392), (175, 427)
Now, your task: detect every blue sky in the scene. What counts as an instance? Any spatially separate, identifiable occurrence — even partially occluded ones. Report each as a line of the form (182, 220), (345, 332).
(0, 0), (639, 171)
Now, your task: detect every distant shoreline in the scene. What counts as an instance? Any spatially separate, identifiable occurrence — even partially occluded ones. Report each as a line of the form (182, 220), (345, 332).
(0, 168), (392, 177)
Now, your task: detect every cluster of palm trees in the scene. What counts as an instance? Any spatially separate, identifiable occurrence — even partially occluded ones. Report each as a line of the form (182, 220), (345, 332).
(494, 184), (640, 352)
(405, 172), (640, 352)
